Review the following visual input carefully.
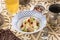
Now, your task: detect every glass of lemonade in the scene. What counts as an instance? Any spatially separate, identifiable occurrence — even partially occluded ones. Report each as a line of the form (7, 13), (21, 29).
(5, 0), (19, 15)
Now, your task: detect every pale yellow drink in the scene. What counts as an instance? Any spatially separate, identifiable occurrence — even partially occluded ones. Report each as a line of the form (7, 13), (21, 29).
(5, 0), (19, 15)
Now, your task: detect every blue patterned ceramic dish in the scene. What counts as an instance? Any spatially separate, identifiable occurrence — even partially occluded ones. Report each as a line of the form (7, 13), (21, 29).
(11, 10), (47, 34)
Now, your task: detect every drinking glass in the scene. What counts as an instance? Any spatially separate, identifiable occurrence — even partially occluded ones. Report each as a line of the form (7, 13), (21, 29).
(5, 0), (19, 15)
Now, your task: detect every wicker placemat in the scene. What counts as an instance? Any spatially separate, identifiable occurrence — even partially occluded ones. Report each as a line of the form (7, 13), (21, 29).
(1, 0), (60, 40)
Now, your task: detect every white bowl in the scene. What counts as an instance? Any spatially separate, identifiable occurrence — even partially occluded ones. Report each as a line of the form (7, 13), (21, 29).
(11, 10), (47, 34)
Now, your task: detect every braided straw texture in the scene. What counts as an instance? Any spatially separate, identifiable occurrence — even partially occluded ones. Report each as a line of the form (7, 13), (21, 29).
(1, 0), (60, 40)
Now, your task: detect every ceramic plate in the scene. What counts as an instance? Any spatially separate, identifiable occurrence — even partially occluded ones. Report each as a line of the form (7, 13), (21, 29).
(12, 10), (47, 34)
